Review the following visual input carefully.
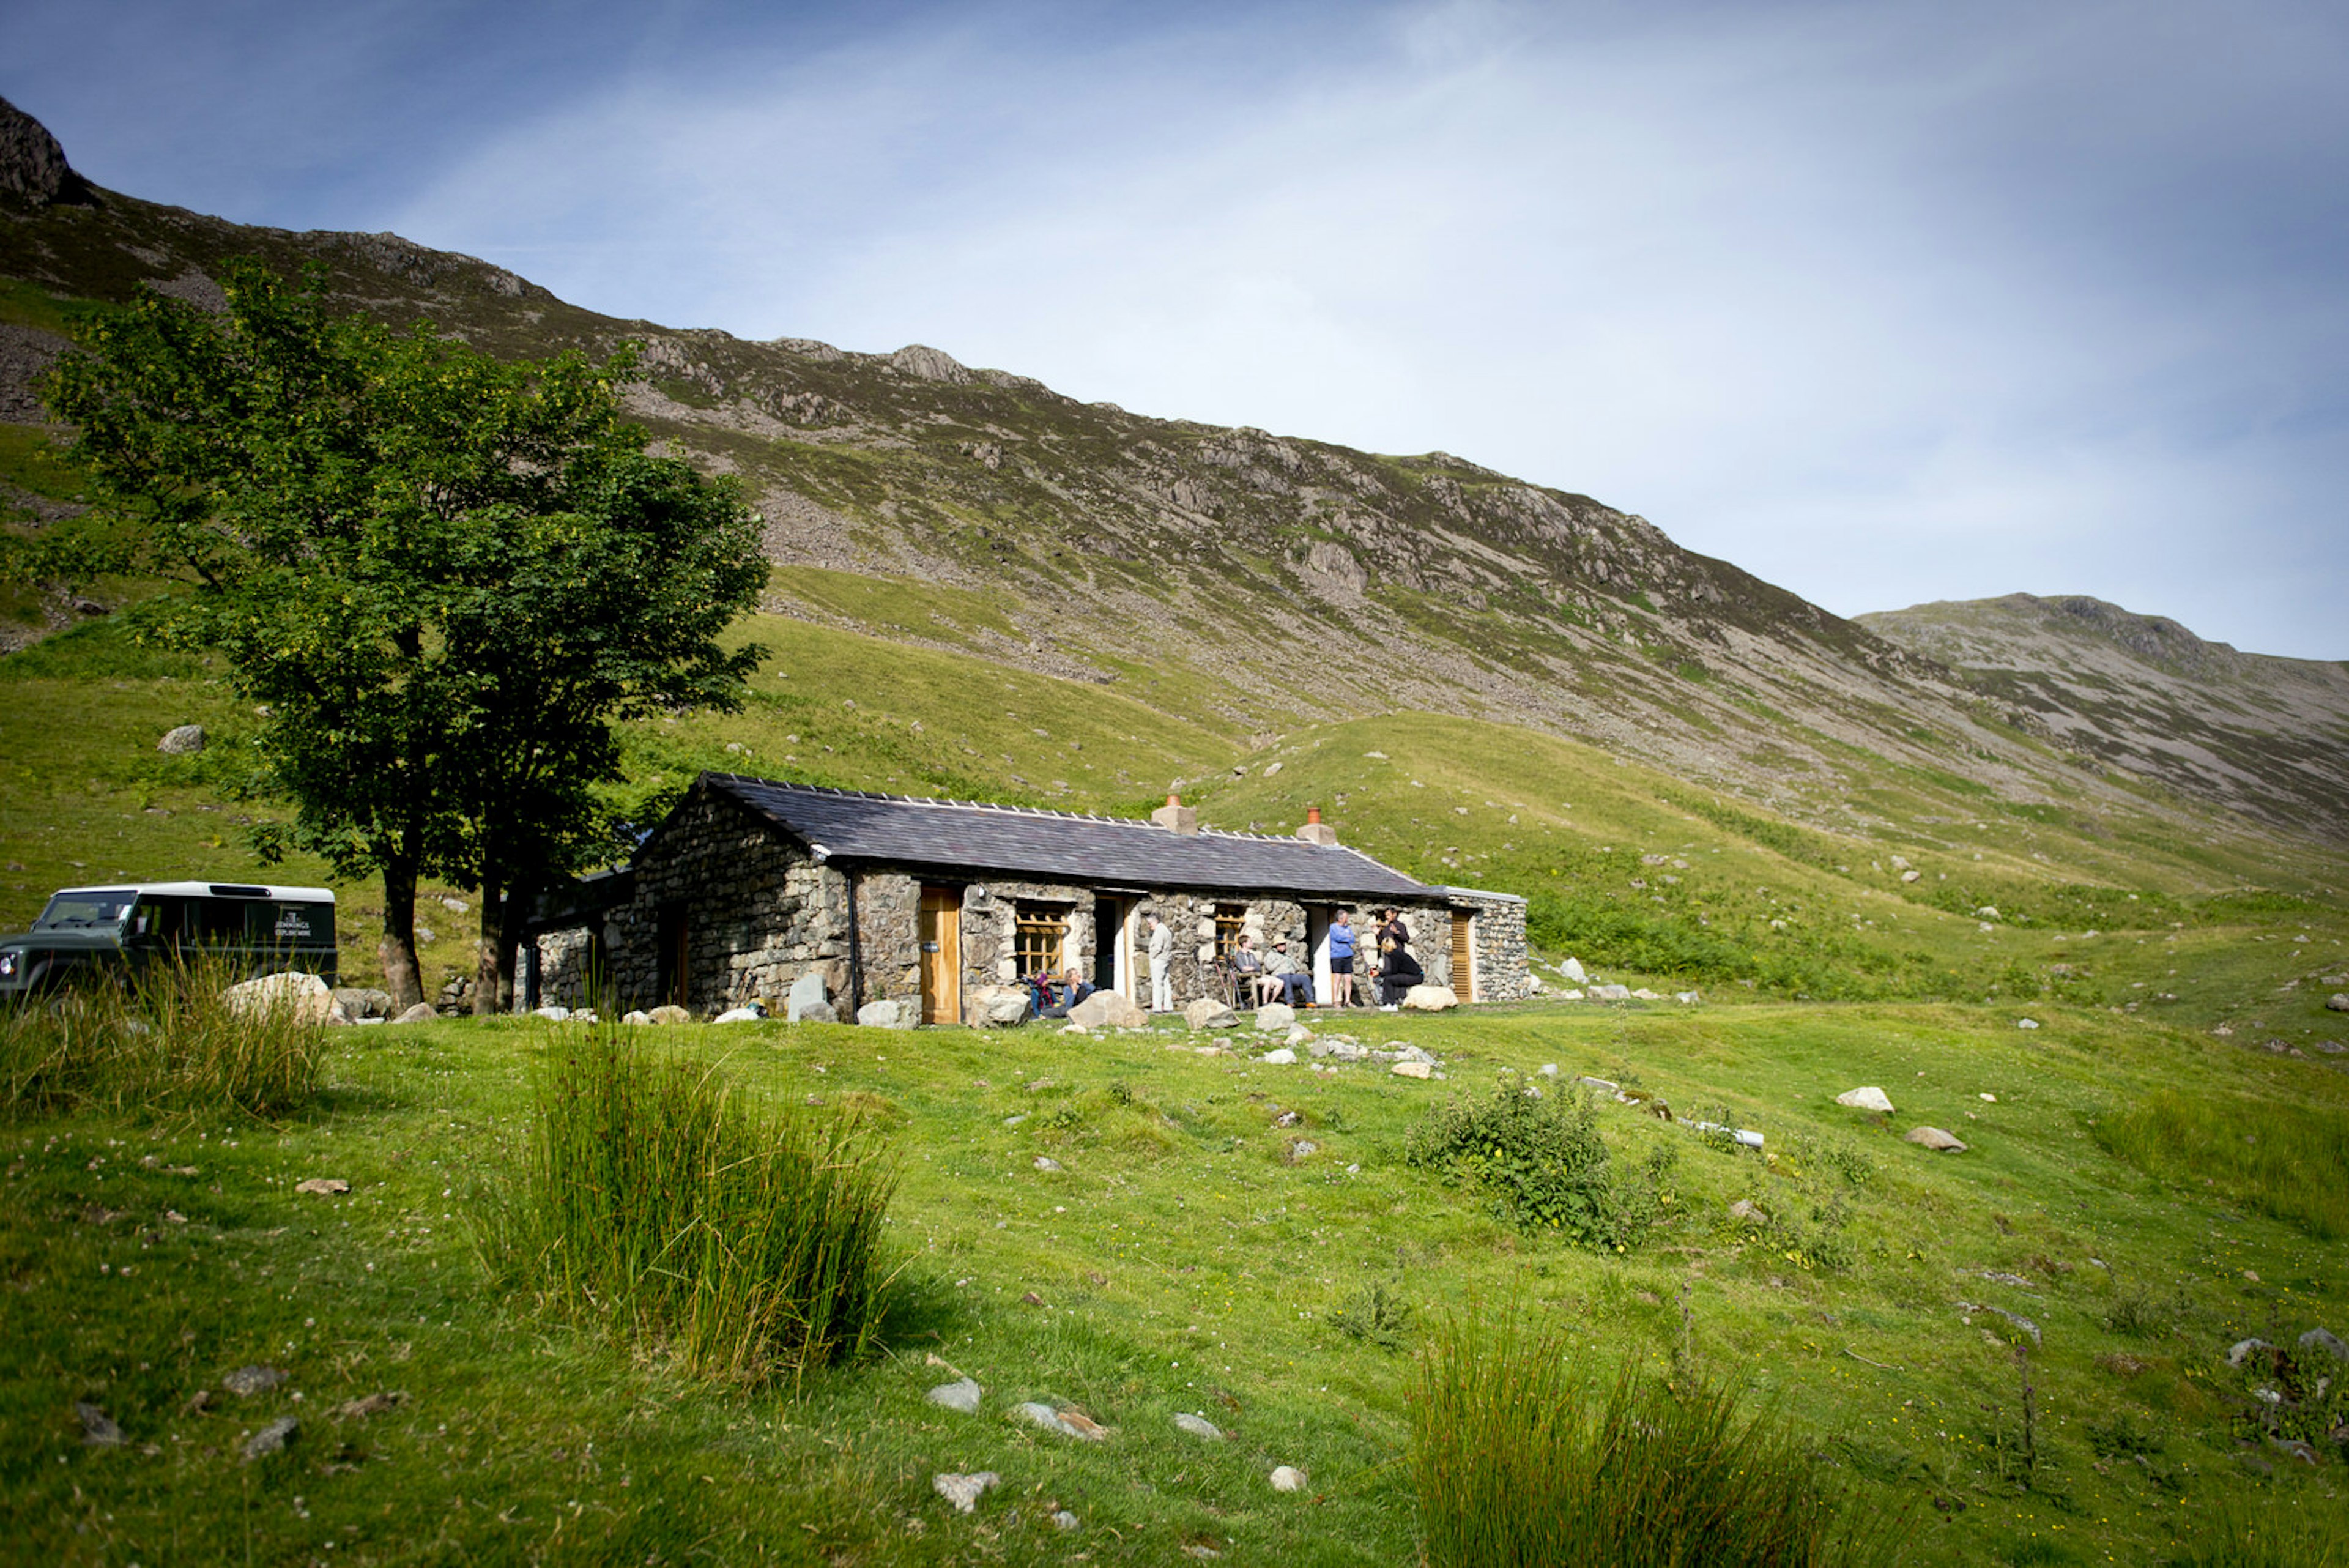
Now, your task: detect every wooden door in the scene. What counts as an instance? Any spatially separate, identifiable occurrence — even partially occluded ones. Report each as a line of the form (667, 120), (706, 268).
(919, 886), (961, 1025)
(1450, 912), (1475, 1003)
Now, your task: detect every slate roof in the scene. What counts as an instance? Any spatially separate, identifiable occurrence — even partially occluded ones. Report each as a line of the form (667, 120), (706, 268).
(699, 774), (1439, 902)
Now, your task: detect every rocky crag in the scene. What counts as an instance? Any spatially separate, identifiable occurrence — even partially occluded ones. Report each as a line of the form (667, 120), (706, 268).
(2, 96), (2338, 845)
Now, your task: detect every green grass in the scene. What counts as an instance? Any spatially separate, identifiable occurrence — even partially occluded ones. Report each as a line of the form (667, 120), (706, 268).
(2095, 1088), (2349, 1240)
(1412, 1307), (1883, 1567)
(1, 956), (324, 1120)
(488, 1028), (897, 1385)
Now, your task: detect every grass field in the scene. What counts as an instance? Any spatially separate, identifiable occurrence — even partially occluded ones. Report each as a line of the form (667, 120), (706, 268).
(4, 585), (2348, 1565)
(6, 994), (2347, 1565)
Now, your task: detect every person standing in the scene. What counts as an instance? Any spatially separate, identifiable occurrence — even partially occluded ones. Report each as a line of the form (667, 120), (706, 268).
(1327, 909), (1359, 1008)
(1145, 910), (1174, 1012)
(1375, 907), (1422, 1008)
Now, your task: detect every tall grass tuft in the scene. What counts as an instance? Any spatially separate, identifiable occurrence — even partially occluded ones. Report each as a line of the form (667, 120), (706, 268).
(0, 956), (322, 1120)
(1412, 1307), (1885, 1567)
(2096, 1090), (2349, 1241)
(2165, 1493), (2349, 1566)
(500, 1030), (898, 1385)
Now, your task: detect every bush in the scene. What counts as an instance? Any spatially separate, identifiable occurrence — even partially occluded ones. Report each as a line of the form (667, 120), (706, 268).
(1412, 1307), (1885, 1567)
(2096, 1091), (2349, 1241)
(1405, 1082), (1674, 1249)
(495, 1031), (897, 1384)
(1328, 1281), (1415, 1350)
(0, 956), (322, 1120)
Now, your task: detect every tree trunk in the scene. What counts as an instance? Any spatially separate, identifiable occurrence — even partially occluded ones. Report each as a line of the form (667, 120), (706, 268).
(472, 877), (504, 1017)
(379, 859), (423, 1011)
(495, 882), (527, 1013)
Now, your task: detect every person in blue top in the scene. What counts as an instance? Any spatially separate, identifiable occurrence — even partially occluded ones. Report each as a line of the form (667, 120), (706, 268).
(1327, 908), (1359, 1009)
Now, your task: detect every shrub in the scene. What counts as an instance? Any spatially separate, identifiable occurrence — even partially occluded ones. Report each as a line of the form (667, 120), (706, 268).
(0, 956), (321, 1120)
(1412, 1307), (1884, 1567)
(2095, 1091), (2349, 1241)
(1328, 1281), (1415, 1350)
(495, 1031), (897, 1385)
(1405, 1082), (1674, 1249)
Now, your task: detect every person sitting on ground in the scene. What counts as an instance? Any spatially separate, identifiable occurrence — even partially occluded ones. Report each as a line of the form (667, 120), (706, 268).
(1231, 934), (1274, 1006)
(1375, 907), (1422, 1008)
(1264, 937), (1313, 1007)
(1058, 969), (1096, 1009)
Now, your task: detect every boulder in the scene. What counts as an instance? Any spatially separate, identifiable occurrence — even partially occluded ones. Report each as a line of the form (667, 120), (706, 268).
(2300, 1328), (2348, 1363)
(1674, 991), (1702, 1005)
(964, 985), (1033, 1027)
(858, 998), (918, 1029)
(1905, 1126), (1968, 1152)
(1589, 983), (1632, 1001)
(1254, 1002), (1297, 1031)
(649, 1004), (692, 1025)
(622, 1009), (653, 1025)
(2226, 1337), (2271, 1368)
(1391, 1060), (1434, 1080)
(786, 970), (829, 1023)
(1560, 957), (1588, 983)
(1836, 1087), (1894, 1114)
(797, 999), (839, 1024)
(532, 1005), (571, 1022)
(1401, 984), (1458, 1012)
(390, 1002), (438, 1025)
(157, 724), (207, 755)
(712, 1003), (768, 1024)
(1728, 1198), (1765, 1223)
(1559, 988), (1586, 1000)
(1069, 990), (1146, 1030)
(1185, 998), (1239, 1030)
(926, 1378), (984, 1413)
(223, 972), (335, 1025)
(331, 986), (394, 1020)
(1285, 1024), (1314, 1046)
(1260, 1047), (1297, 1065)
(2328, 994), (2349, 1013)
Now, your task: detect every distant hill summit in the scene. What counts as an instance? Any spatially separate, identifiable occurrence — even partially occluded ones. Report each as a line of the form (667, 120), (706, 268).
(1860, 595), (2349, 836)
(1, 97), (2340, 846)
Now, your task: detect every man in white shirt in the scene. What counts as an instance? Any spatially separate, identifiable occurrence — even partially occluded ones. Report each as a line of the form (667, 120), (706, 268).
(1145, 911), (1173, 1011)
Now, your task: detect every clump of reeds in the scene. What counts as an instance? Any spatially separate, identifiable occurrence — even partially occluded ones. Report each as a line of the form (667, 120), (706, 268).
(1411, 1307), (1885, 1567)
(0, 955), (322, 1120)
(2165, 1494), (2349, 1567)
(498, 1030), (897, 1385)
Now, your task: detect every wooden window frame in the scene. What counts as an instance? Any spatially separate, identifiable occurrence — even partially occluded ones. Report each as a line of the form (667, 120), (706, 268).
(1213, 904), (1248, 959)
(1014, 905), (1069, 977)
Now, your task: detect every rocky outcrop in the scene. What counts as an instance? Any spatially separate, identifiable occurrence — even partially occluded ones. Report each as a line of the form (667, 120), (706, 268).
(0, 96), (92, 209)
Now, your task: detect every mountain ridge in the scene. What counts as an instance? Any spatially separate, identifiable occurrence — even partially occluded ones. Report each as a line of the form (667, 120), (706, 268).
(2, 95), (2339, 848)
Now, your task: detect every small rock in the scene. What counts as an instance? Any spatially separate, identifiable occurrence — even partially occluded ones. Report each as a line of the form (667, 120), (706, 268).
(242, 1416), (298, 1462)
(2328, 994), (2349, 1013)
(1674, 990), (1701, 1004)
(221, 1366), (286, 1397)
(1630, 988), (1662, 1001)
(712, 1003), (767, 1024)
(1728, 1199), (1765, 1222)
(76, 1402), (122, 1447)
(1033, 1156), (1064, 1173)
(292, 1178), (349, 1196)
(927, 1378), (984, 1413)
(329, 1391), (406, 1420)
(1053, 1510), (1080, 1531)
(532, 1004), (571, 1022)
(1391, 1060), (1434, 1079)
(1905, 1126), (1967, 1151)
(622, 1010), (653, 1025)
(1015, 1402), (1105, 1440)
(932, 1471), (999, 1513)
(648, 1004), (692, 1025)
(1560, 958), (1587, 982)
(158, 723), (209, 754)
(1287, 1139), (1319, 1161)
(1538, 1063), (1559, 1077)
(1836, 1087), (1894, 1114)
(2226, 1339), (2270, 1367)
(1254, 1002), (1297, 1031)
(1260, 1048), (1297, 1065)
(1589, 983), (1631, 1001)
(1174, 1413), (1225, 1441)
(1269, 1465), (1307, 1492)
(2299, 1328), (2348, 1363)
(1285, 1023), (1314, 1046)
(390, 1003), (438, 1025)
(1901, 869), (1921, 883)
(2016, 1018), (2041, 1030)
(1185, 998), (1239, 1030)
(856, 997), (917, 1028)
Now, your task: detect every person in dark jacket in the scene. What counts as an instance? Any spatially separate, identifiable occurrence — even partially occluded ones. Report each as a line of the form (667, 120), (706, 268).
(1374, 908), (1422, 1007)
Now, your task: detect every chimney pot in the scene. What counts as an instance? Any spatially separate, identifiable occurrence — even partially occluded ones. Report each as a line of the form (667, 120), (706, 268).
(1306, 805), (1323, 824)
(1296, 806), (1338, 847)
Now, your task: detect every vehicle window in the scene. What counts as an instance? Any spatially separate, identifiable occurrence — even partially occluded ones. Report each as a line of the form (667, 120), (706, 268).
(193, 899), (256, 944)
(34, 893), (134, 930)
(129, 897), (188, 941)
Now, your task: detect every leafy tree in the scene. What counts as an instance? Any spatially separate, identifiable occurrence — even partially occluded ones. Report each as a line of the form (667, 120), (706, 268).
(44, 259), (765, 1008)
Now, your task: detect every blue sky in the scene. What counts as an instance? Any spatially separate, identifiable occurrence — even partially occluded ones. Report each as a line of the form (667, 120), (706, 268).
(7, 0), (2346, 658)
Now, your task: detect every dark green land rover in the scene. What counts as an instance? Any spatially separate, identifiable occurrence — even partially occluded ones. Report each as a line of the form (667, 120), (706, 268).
(0, 881), (338, 999)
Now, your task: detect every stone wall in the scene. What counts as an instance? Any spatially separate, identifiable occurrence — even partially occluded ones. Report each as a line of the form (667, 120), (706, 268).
(1453, 893), (1531, 1002)
(850, 870), (922, 1007)
(533, 924), (599, 1010)
(608, 788), (848, 1014)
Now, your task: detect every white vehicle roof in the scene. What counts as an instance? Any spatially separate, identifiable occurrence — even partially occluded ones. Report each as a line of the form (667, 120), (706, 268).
(53, 882), (336, 902)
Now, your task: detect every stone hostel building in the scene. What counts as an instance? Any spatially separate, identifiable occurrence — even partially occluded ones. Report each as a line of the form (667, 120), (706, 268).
(527, 773), (1529, 1023)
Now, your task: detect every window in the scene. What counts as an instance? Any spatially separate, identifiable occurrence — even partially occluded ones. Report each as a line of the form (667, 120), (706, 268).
(1014, 907), (1067, 976)
(1214, 904), (1248, 958)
